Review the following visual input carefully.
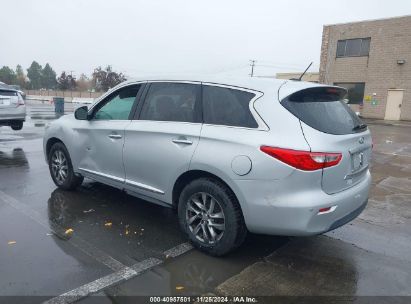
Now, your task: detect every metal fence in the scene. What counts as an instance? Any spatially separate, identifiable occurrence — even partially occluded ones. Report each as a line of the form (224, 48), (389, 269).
(24, 90), (103, 99)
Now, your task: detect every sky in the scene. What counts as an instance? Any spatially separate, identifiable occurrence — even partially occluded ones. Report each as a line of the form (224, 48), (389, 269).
(1, 0), (411, 79)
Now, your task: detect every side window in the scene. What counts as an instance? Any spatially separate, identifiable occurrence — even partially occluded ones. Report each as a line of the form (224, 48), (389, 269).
(93, 85), (141, 120)
(139, 83), (200, 123)
(202, 85), (258, 128)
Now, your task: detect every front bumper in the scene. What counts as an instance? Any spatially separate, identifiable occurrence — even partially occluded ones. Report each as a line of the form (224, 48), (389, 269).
(235, 170), (371, 236)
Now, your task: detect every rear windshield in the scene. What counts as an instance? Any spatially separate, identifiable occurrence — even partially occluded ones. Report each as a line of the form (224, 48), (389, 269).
(0, 90), (18, 96)
(281, 87), (366, 135)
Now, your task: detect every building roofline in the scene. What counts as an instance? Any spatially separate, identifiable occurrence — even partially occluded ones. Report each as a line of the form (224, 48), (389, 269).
(324, 14), (411, 27)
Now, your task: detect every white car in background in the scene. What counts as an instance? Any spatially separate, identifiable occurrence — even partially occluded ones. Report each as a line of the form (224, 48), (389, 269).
(0, 88), (26, 130)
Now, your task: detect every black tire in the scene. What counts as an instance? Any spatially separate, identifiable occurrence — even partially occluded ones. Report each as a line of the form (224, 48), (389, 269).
(178, 178), (247, 256)
(48, 142), (83, 190)
(11, 121), (23, 130)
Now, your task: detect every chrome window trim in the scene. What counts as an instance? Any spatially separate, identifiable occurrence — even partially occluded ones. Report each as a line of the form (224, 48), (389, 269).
(90, 79), (268, 130)
(125, 179), (165, 195)
(79, 167), (124, 183)
(79, 167), (164, 194)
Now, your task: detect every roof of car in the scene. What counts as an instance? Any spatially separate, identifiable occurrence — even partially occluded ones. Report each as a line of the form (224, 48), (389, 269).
(123, 75), (323, 93)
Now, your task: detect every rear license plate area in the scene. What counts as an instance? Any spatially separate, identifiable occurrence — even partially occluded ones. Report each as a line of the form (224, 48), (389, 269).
(351, 150), (368, 172)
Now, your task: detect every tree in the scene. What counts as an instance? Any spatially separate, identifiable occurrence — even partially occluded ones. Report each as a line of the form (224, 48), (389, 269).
(27, 61), (43, 89)
(92, 66), (126, 92)
(15, 65), (27, 88)
(76, 73), (91, 92)
(0, 66), (17, 85)
(57, 71), (76, 91)
(41, 63), (57, 89)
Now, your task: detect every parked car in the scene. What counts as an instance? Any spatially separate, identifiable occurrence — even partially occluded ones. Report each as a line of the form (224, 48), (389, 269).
(0, 87), (26, 130)
(43, 76), (372, 255)
(7, 85), (26, 100)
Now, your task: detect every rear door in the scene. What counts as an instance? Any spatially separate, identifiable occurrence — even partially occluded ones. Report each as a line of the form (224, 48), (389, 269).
(123, 82), (202, 203)
(281, 86), (372, 194)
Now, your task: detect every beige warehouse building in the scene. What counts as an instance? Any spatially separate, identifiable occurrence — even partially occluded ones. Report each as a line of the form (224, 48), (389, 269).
(319, 15), (411, 120)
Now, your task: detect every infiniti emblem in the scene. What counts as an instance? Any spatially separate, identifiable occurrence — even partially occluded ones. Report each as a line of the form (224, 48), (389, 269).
(359, 137), (365, 144)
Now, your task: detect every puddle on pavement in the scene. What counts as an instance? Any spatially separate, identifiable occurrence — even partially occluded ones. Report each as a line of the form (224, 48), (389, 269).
(89, 234), (289, 298)
(46, 183), (187, 265)
(0, 202), (112, 297)
(0, 148), (29, 168)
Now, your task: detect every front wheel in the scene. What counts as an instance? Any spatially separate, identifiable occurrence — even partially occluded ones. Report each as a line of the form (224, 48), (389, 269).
(48, 142), (83, 190)
(178, 178), (247, 256)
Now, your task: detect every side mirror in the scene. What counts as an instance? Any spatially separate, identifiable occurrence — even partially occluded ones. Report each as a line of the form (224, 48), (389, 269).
(74, 106), (89, 120)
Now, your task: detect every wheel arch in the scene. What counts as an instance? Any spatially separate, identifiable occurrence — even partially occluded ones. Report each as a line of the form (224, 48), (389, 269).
(45, 137), (65, 161)
(172, 170), (247, 219)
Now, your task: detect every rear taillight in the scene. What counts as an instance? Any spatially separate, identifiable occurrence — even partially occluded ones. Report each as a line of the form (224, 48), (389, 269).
(260, 146), (342, 171)
(17, 95), (25, 106)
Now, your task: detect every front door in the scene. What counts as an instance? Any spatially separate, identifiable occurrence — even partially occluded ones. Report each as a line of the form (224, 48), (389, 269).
(123, 82), (202, 204)
(76, 84), (143, 188)
(385, 89), (403, 121)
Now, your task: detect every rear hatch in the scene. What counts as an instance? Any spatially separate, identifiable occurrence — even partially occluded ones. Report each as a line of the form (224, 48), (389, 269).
(0, 89), (19, 109)
(281, 85), (372, 194)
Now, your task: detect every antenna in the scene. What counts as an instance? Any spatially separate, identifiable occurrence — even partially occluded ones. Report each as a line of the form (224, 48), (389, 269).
(249, 60), (256, 77)
(297, 62), (313, 81)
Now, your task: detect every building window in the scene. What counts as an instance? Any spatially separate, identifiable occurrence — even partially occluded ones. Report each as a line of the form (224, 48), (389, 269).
(334, 83), (365, 104)
(336, 38), (371, 57)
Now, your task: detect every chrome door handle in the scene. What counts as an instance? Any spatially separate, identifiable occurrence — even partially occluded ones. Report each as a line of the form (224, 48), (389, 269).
(108, 134), (122, 139)
(172, 138), (193, 145)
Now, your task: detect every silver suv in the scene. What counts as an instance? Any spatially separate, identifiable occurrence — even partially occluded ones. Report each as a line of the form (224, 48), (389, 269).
(43, 77), (372, 255)
(0, 88), (26, 130)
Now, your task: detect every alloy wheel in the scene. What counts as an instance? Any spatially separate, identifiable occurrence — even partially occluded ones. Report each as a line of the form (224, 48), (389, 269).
(51, 150), (68, 185)
(186, 192), (225, 244)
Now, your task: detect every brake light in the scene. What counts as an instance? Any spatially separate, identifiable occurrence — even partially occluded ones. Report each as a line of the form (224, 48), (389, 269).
(260, 146), (342, 171)
(17, 94), (25, 106)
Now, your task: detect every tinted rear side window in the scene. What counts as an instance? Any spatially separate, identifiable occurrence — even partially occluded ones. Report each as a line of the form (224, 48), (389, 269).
(139, 83), (201, 123)
(202, 85), (258, 128)
(281, 87), (366, 135)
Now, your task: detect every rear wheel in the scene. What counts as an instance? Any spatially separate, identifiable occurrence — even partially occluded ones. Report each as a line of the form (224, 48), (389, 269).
(48, 142), (83, 190)
(178, 178), (247, 256)
(11, 121), (23, 130)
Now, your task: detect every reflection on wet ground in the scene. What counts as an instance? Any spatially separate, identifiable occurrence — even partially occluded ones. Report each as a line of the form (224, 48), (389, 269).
(101, 234), (288, 297)
(47, 184), (187, 264)
(0, 148), (28, 168)
(1, 107), (411, 301)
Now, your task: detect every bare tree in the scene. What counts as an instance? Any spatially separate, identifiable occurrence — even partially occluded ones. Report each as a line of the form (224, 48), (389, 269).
(92, 66), (126, 92)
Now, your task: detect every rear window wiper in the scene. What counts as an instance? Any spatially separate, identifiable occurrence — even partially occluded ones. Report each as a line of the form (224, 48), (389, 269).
(352, 123), (367, 131)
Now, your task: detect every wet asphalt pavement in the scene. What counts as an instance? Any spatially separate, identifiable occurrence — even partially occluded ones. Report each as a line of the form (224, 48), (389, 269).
(0, 102), (410, 303)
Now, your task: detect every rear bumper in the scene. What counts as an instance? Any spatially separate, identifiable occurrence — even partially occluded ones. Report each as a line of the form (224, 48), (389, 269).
(0, 106), (26, 123)
(235, 170), (371, 236)
(326, 199), (367, 232)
